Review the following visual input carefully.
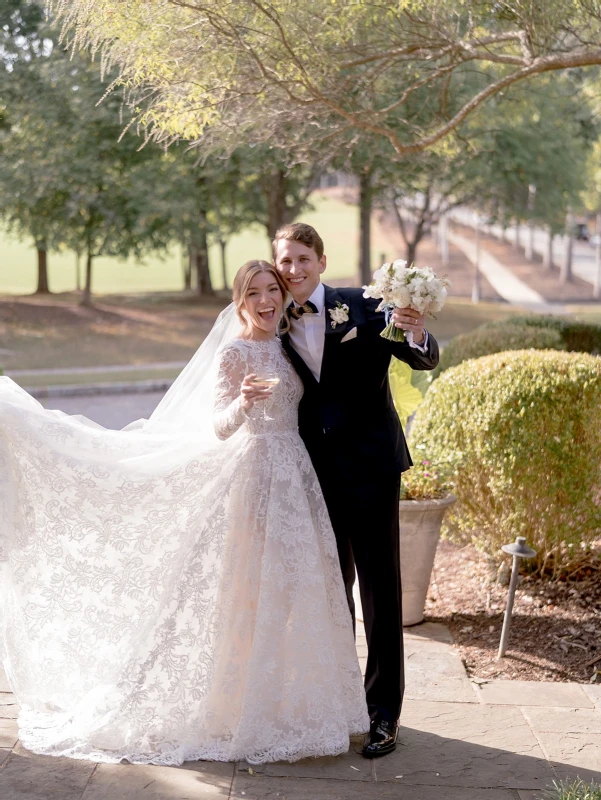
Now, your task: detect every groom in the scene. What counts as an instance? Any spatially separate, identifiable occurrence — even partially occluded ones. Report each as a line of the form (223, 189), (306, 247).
(274, 223), (439, 758)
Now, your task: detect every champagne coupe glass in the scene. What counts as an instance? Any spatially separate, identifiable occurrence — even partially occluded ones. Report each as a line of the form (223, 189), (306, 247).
(248, 375), (280, 420)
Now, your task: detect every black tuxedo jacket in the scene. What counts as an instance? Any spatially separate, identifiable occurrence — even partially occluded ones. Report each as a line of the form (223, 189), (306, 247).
(281, 284), (439, 482)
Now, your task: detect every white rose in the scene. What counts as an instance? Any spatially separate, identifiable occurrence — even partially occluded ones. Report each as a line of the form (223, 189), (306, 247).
(391, 287), (411, 308)
(362, 284), (381, 299)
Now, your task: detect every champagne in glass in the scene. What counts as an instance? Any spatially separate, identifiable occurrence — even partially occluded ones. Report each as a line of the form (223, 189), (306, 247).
(248, 376), (280, 389)
(248, 375), (279, 419)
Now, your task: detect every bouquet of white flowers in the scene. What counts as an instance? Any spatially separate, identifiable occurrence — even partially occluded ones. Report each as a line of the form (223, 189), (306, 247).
(363, 259), (450, 343)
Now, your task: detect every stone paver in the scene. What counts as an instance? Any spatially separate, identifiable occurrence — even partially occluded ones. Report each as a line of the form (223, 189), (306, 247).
(0, 693), (16, 706)
(0, 696), (19, 719)
(523, 706), (601, 735)
(0, 743), (96, 800)
(404, 622), (454, 645)
(377, 699), (553, 790)
(231, 775), (519, 799)
(0, 718), (18, 748)
(81, 761), (233, 799)
(0, 668), (11, 693)
(248, 748), (373, 782)
(477, 680), (594, 708)
(1, 619), (599, 798)
(534, 732), (601, 783)
(404, 649), (478, 704)
(584, 685), (601, 711)
(522, 707), (601, 783)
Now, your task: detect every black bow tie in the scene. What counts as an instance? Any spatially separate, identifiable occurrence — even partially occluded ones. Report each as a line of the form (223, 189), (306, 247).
(289, 301), (318, 320)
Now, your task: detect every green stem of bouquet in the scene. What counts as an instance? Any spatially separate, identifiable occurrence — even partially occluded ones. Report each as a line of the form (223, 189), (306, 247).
(380, 321), (406, 342)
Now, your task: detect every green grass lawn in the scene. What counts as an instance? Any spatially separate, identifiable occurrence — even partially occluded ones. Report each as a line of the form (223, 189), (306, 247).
(1, 193), (399, 295)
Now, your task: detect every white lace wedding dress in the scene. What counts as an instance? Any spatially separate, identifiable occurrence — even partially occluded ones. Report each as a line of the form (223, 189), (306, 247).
(0, 334), (368, 765)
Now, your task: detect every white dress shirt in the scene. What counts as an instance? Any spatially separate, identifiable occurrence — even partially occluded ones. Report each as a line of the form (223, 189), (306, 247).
(288, 282), (429, 382)
(289, 283), (326, 381)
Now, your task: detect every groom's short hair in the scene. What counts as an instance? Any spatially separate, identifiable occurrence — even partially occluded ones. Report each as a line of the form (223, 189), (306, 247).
(272, 223), (324, 260)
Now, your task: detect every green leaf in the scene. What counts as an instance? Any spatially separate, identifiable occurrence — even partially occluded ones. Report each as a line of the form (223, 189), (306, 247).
(389, 357), (425, 427)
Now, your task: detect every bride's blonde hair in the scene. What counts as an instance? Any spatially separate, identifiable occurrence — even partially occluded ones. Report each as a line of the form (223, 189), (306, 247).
(233, 260), (290, 333)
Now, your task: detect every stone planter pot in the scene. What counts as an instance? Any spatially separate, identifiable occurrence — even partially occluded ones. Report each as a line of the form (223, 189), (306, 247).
(400, 494), (457, 627)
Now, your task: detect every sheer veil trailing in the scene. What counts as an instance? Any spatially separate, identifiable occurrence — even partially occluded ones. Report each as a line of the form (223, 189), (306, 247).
(124, 302), (242, 435)
(0, 303), (258, 761)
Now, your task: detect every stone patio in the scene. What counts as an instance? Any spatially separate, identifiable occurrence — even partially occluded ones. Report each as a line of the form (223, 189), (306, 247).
(1, 622), (599, 799)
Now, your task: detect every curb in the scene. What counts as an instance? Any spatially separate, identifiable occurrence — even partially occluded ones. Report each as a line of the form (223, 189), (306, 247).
(26, 379), (176, 400)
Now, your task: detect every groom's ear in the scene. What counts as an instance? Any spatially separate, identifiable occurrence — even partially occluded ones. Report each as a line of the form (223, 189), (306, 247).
(319, 254), (327, 275)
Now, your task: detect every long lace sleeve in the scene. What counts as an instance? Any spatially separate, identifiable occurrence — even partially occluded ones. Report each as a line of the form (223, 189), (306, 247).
(214, 343), (250, 440)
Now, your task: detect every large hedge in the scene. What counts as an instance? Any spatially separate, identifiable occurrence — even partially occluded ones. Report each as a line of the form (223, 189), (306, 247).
(439, 323), (564, 373)
(409, 350), (601, 575)
(497, 315), (601, 355)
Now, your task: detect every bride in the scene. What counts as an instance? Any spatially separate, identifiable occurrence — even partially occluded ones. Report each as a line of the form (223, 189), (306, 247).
(0, 259), (369, 766)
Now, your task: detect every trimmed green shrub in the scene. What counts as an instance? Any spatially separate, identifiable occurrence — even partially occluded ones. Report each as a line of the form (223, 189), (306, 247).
(499, 314), (601, 355)
(409, 350), (601, 575)
(439, 323), (564, 373)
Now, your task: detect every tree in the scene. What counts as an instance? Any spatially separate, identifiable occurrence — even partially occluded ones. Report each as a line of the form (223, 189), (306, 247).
(362, 71), (597, 266)
(476, 74), (596, 235)
(0, 8), (178, 302)
(55, 1), (601, 160)
(0, 0), (67, 292)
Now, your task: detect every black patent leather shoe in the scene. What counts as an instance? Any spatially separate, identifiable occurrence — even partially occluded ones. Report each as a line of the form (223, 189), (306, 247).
(361, 718), (398, 758)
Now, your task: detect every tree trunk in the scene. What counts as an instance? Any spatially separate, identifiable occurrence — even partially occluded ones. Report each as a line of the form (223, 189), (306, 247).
(561, 210), (574, 284)
(561, 236), (573, 284)
(358, 171), (372, 286)
(525, 222), (535, 261)
(594, 211), (601, 300)
(389, 195), (426, 267)
(439, 215), (449, 265)
(80, 250), (93, 307)
(514, 221), (521, 250)
(267, 168), (289, 240)
(543, 228), (554, 271)
(75, 251), (81, 292)
(405, 240), (418, 265)
(402, 214), (427, 265)
(219, 238), (228, 290)
(194, 210), (214, 297)
(183, 245), (193, 291)
(472, 216), (481, 304)
(35, 245), (50, 294)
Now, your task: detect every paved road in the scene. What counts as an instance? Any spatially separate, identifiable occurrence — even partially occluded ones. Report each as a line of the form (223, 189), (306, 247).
(41, 391), (166, 430)
(452, 207), (601, 288)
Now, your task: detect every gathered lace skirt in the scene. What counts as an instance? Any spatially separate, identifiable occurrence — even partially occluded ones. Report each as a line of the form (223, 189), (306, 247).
(1, 424), (368, 765)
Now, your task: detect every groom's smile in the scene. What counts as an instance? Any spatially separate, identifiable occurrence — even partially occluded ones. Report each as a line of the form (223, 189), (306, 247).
(274, 239), (327, 305)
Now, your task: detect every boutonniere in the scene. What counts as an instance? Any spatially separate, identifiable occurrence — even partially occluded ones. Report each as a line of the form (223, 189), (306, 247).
(329, 302), (350, 328)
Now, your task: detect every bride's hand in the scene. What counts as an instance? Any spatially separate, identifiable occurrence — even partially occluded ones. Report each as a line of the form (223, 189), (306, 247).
(240, 374), (273, 410)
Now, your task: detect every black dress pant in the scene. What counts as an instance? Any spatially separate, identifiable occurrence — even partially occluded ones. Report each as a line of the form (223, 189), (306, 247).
(317, 467), (404, 723)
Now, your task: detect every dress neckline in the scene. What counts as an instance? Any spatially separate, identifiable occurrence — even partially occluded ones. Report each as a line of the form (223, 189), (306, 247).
(234, 337), (281, 348)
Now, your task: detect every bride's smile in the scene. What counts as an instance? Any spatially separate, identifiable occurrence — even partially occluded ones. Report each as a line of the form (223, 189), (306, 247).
(241, 271), (285, 339)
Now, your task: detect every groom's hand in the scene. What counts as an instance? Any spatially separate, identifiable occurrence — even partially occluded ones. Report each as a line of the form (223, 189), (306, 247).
(392, 308), (426, 344)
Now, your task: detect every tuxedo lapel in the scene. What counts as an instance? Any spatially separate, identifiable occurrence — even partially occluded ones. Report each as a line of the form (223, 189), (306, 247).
(280, 330), (319, 390)
(320, 285), (356, 383)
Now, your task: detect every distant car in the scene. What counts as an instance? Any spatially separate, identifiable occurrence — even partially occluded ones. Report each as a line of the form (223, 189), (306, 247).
(574, 223), (589, 241)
